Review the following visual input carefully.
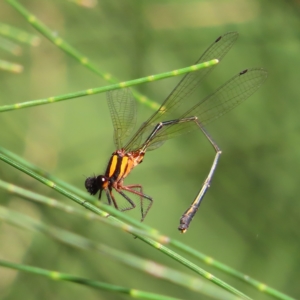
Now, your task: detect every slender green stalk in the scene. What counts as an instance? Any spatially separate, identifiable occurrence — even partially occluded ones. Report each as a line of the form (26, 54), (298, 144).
(0, 259), (180, 300)
(0, 59), (23, 73)
(0, 22), (40, 46)
(0, 59), (218, 113)
(0, 206), (241, 300)
(0, 36), (22, 55)
(98, 247), (238, 300)
(0, 146), (88, 199)
(170, 240), (295, 300)
(138, 236), (252, 300)
(6, 0), (214, 110)
(0, 179), (164, 240)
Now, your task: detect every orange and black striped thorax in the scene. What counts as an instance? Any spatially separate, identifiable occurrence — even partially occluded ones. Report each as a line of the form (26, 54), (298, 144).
(105, 149), (145, 183)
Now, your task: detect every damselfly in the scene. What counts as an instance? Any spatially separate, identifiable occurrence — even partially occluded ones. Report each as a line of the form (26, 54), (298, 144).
(85, 32), (267, 233)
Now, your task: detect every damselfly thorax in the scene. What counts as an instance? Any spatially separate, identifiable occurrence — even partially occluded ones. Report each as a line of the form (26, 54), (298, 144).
(105, 149), (145, 183)
(85, 148), (152, 221)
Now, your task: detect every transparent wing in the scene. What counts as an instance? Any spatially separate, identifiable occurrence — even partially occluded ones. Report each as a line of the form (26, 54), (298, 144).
(142, 68), (267, 150)
(124, 31), (239, 151)
(106, 88), (137, 149)
(188, 68), (267, 125)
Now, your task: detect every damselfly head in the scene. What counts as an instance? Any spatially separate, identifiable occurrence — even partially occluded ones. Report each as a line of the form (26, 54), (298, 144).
(85, 175), (109, 199)
(85, 176), (99, 195)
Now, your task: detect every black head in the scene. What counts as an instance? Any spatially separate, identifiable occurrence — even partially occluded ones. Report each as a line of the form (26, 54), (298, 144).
(85, 175), (108, 199)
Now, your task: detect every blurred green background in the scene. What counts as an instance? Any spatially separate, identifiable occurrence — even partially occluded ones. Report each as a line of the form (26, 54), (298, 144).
(0, 0), (299, 299)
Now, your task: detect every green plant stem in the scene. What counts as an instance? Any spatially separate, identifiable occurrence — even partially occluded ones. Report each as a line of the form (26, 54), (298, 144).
(0, 36), (22, 55)
(0, 59), (23, 73)
(170, 241), (296, 300)
(0, 59), (218, 113)
(5, 0), (217, 110)
(0, 179), (162, 240)
(0, 21), (40, 45)
(0, 259), (180, 300)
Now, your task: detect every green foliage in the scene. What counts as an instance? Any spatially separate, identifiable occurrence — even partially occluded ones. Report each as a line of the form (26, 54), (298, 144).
(0, 1), (299, 300)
